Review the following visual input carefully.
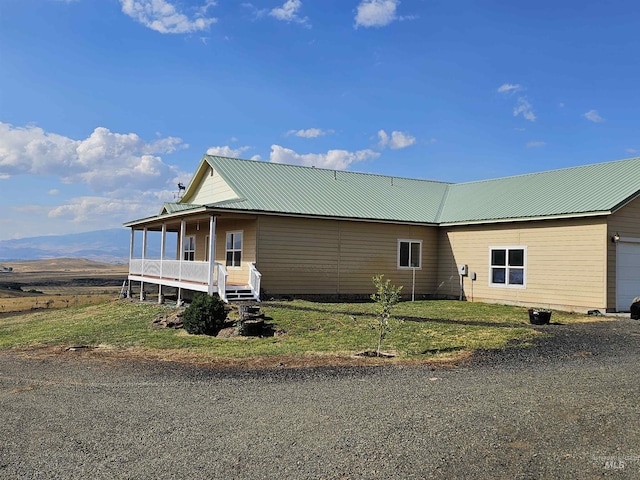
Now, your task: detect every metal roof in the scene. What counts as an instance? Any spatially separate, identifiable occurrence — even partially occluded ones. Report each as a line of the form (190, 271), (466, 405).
(203, 156), (450, 224)
(161, 202), (203, 215)
(439, 156), (640, 224)
(124, 155), (640, 227)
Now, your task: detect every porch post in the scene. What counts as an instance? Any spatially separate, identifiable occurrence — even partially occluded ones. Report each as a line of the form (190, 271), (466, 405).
(129, 228), (135, 264)
(140, 227), (147, 301)
(179, 219), (186, 281)
(160, 223), (166, 279)
(208, 215), (216, 295)
(128, 229), (134, 298)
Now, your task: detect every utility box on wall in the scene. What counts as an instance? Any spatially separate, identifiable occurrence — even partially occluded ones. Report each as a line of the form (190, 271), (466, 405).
(458, 264), (468, 276)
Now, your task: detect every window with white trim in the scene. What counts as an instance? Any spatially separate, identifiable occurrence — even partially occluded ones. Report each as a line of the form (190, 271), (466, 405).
(398, 239), (422, 269)
(226, 231), (243, 268)
(490, 247), (526, 287)
(183, 235), (195, 261)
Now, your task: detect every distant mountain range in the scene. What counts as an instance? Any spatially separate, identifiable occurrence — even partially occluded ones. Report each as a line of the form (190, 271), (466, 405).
(0, 229), (148, 263)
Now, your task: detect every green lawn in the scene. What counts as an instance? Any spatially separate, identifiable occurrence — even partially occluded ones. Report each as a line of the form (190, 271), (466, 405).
(0, 299), (602, 363)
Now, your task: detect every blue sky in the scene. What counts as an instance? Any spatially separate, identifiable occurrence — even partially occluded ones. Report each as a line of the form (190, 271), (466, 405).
(1, 0), (638, 240)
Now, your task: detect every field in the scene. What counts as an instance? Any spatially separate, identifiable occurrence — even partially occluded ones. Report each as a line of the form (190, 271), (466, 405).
(0, 258), (128, 313)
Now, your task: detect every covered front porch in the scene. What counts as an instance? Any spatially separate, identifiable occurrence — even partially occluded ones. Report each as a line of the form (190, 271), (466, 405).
(125, 210), (261, 303)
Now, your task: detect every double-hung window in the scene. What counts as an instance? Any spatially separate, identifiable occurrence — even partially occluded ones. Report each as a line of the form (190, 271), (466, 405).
(398, 239), (422, 269)
(183, 235), (195, 261)
(490, 247), (526, 287)
(226, 232), (243, 268)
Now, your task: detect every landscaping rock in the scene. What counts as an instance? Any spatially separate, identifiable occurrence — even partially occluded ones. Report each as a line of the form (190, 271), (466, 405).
(152, 312), (183, 329)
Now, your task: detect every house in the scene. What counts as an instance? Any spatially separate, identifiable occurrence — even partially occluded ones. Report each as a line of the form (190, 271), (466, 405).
(124, 155), (640, 312)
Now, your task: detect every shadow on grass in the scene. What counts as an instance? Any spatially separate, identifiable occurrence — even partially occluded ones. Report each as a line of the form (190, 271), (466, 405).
(421, 346), (466, 355)
(265, 303), (532, 329)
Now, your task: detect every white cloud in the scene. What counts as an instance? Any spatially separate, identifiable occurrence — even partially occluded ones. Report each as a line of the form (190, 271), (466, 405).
(526, 141), (546, 148)
(378, 129), (416, 150)
(269, 145), (379, 170)
(286, 128), (333, 138)
(497, 83), (522, 94)
(625, 148), (638, 154)
(269, 0), (309, 26)
(119, 0), (217, 34)
(241, 3), (268, 19)
(355, 0), (399, 28)
(0, 122), (188, 194)
(583, 109), (605, 123)
(48, 189), (60, 195)
(206, 145), (251, 157)
(513, 97), (536, 122)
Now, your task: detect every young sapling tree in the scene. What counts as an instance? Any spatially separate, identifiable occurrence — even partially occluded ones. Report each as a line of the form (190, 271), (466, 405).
(370, 274), (403, 356)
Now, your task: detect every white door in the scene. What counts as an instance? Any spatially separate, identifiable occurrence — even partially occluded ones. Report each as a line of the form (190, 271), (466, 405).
(616, 241), (640, 311)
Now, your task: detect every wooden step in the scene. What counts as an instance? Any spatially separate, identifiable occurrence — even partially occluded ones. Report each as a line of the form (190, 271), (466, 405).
(225, 288), (258, 302)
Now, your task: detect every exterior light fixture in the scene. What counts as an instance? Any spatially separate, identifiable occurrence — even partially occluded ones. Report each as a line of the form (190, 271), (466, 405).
(611, 232), (621, 243)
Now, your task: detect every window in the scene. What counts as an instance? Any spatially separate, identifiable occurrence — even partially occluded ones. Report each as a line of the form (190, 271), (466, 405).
(398, 239), (422, 269)
(226, 232), (242, 268)
(205, 235), (210, 262)
(183, 235), (195, 261)
(490, 247), (525, 287)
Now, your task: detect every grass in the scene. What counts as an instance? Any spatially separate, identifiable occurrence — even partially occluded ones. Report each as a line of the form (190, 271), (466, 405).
(0, 294), (117, 314)
(0, 299), (606, 365)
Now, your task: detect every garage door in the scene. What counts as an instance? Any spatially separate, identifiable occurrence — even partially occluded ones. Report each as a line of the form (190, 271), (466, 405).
(617, 241), (640, 311)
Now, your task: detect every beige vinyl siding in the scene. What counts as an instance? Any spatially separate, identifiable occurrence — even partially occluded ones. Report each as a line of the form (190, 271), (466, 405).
(188, 168), (239, 205)
(256, 216), (437, 296)
(215, 218), (257, 285)
(437, 217), (608, 312)
(607, 196), (640, 309)
(183, 217), (256, 285)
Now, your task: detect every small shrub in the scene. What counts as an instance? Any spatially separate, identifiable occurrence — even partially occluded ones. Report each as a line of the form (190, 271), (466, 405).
(182, 293), (228, 335)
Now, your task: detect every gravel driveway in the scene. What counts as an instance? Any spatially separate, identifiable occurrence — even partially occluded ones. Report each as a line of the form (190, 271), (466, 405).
(1, 319), (639, 479)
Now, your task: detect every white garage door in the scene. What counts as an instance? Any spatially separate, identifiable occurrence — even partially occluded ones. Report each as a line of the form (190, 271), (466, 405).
(617, 241), (640, 311)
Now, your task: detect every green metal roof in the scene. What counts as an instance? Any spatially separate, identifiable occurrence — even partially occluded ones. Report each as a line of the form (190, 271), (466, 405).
(439, 156), (640, 224)
(136, 155), (640, 227)
(203, 156), (450, 223)
(161, 202), (203, 215)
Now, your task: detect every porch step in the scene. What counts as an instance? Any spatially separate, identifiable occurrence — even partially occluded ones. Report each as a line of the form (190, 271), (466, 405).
(225, 287), (258, 302)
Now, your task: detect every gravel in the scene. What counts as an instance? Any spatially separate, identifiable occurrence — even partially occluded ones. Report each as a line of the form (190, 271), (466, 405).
(1, 318), (639, 479)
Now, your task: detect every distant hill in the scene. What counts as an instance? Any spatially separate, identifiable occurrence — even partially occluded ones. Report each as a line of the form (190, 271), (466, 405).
(0, 229), (145, 263)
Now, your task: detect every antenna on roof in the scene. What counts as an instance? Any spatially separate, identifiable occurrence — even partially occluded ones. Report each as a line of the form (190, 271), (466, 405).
(334, 170), (337, 180)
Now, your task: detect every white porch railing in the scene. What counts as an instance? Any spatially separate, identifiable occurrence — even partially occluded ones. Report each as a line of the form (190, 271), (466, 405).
(129, 258), (259, 303)
(130, 259), (210, 284)
(216, 262), (228, 302)
(249, 262), (262, 300)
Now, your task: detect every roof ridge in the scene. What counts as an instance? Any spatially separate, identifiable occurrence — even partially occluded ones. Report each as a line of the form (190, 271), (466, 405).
(434, 184), (452, 223)
(454, 156), (640, 187)
(204, 154), (452, 186)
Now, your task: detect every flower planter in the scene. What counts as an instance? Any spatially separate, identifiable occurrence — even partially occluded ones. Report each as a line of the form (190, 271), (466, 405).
(528, 309), (551, 325)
